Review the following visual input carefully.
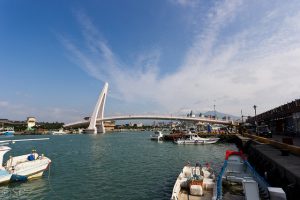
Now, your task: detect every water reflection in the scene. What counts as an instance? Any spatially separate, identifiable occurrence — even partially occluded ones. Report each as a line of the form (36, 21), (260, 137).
(0, 178), (48, 199)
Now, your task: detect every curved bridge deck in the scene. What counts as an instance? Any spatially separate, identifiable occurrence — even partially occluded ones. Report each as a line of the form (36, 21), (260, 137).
(64, 115), (234, 128)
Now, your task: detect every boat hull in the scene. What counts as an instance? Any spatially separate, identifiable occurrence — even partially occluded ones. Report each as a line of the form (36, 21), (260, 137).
(0, 171), (12, 185)
(0, 131), (15, 136)
(9, 157), (51, 182)
(150, 136), (163, 141)
(150, 131), (164, 141)
(11, 170), (45, 182)
(175, 138), (219, 145)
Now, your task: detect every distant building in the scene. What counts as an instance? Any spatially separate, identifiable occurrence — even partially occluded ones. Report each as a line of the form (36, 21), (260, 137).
(187, 110), (196, 118)
(0, 119), (9, 123)
(104, 121), (115, 131)
(95, 121), (115, 131)
(222, 116), (230, 120)
(168, 121), (177, 128)
(199, 113), (204, 117)
(27, 117), (36, 130)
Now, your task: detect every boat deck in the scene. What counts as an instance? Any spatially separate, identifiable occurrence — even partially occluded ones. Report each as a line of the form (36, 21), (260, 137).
(178, 191), (213, 200)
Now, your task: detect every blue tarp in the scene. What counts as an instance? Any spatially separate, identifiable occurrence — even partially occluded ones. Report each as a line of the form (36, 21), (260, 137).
(27, 154), (35, 161)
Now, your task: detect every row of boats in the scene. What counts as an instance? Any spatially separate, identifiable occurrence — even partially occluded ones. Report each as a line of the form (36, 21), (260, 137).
(0, 138), (51, 185)
(150, 131), (286, 199)
(171, 150), (287, 200)
(150, 131), (220, 144)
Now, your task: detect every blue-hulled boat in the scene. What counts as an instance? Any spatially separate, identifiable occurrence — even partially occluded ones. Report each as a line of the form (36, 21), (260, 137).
(0, 127), (15, 136)
(213, 150), (287, 200)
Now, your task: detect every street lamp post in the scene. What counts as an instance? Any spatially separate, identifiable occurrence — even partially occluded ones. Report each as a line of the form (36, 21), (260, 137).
(214, 100), (216, 119)
(253, 105), (257, 133)
(241, 109), (243, 123)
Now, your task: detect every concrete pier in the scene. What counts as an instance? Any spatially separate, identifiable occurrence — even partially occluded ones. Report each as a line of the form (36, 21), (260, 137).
(243, 140), (300, 200)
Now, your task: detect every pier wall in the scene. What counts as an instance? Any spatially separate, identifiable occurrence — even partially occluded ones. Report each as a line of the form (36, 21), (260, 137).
(242, 140), (300, 200)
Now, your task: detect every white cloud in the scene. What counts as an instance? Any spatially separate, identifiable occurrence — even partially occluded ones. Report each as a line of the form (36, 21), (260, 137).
(61, 1), (300, 118)
(169, 0), (199, 7)
(0, 101), (9, 107)
(0, 100), (82, 123)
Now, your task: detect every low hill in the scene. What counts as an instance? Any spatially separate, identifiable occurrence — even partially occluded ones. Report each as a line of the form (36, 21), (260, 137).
(203, 111), (239, 120)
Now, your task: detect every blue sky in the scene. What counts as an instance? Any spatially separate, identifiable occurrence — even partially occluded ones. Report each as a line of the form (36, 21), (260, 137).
(1, 0), (300, 123)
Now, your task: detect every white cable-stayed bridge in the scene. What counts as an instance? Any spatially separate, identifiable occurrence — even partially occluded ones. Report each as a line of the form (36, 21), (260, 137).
(63, 83), (235, 134)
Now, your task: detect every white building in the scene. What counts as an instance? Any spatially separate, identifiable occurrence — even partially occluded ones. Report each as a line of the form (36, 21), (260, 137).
(27, 117), (36, 129)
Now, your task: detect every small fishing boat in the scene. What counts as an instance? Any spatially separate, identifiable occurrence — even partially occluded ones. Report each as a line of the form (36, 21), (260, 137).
(150, 131), (164, 141)
(0, 127), (15, 136)
(50, 128), (67, 135)
(171, 163), (216, 200)
(0, 138), (51, 184)
(174, 133), (219, 145)
(213, 150), (287, 200)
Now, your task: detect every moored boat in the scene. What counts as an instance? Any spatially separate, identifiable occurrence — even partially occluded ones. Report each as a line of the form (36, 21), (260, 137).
(171, 163), (216, 200)
(150, 131), (164, 141)
(50, 128), (67, 135)
(0, 127), (15, 136)
(0, 146), (13, 184)
(6, 150), (51, 181)
(174, 133), (219, 145)
(0, 138), (51, 184)
(213, 150), (287, 200)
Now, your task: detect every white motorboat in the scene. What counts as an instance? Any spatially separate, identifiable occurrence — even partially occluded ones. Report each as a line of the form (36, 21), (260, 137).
(174, 133), (219, 145)
(171, 163), (216, 200)
(150, 131), (164, 141)
(50, 128), (66, 135)
(0, 138), (51, 184)
(0, 146), (13, 184)
(213, 150), (287, 200)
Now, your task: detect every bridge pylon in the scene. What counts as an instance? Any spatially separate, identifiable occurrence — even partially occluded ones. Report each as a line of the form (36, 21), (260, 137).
(85, 82), (108, 134)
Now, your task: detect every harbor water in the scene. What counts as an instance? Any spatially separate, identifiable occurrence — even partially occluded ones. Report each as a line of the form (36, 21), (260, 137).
(0, 131), (236, 200)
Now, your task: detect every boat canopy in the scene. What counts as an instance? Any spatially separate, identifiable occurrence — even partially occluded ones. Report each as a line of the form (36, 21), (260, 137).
(225, 150), (245, 160)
